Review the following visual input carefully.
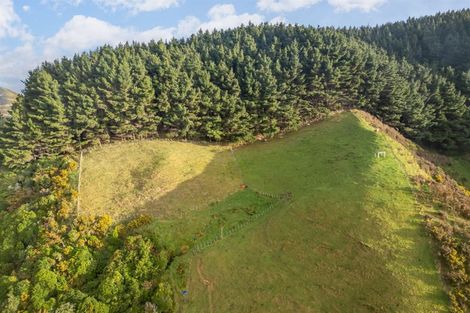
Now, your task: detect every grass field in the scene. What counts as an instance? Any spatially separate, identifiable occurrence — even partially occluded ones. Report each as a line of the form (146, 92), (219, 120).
(80, 140), (242, 220)
(81, 112), (448, 312)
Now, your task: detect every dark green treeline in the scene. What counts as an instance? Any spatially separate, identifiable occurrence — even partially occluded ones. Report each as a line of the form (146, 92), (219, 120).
(344, 9), (470, 97)
(1, 22), (469, 168)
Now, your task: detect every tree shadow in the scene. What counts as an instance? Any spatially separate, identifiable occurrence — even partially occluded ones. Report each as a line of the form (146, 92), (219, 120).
(135, 147), (242, 219)
(137, 113), (448, 312)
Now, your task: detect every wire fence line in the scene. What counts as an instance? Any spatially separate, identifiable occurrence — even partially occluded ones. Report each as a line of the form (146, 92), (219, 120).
(191, 190), (292, 255)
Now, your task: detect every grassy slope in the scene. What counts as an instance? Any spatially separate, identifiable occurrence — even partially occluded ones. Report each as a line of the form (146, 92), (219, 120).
(81, 112), (447, 312)
(184, 112), (446, 312)
(80, 140), (241, 220)
(0, 87), (16, 116)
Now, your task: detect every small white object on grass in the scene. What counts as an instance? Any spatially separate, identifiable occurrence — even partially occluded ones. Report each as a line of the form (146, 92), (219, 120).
(376, 151), (386, 158)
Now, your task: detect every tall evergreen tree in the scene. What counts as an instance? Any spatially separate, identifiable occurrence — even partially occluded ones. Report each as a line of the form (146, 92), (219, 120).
(22, 69), (71, 158)
(0, 97), (33, 168)
(128, 52), (156, 137)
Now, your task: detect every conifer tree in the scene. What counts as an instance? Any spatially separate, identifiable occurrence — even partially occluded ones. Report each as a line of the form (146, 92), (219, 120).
(256, 54), (280, 136)
(375, 62), (408, 128)
(22, 69), (71, 158)
(214, 62), (250, 141)
(62, 65), (100, 148)
(128, 53), (156, 137)
(0, 97), (33, 168)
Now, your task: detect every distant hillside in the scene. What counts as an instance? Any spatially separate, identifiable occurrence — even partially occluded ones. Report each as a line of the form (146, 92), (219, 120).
(346, 9), (470, 70)
(344, 9), (470, 95)
(0, 87), (16, 117)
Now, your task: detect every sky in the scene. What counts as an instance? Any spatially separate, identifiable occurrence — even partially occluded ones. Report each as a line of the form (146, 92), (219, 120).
(0, 0), (469, 91)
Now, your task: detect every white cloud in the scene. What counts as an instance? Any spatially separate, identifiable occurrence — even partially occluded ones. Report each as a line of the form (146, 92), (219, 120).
(175, 16), (200, 37)
(257, 0), (320, 12)
(44, 15), (178, 57)
(174, 4), (264, 37)
(94, 0), (179, 13)
(1, 4), (270, 91)
(328, 0), (386, 12)
(45, 16), (130, 57)
(198, 4), (264, 33)
(0, 0), (32, 40)
(208, 4), (236, 20)
(269, 16), (288, 24)
(45, 5), (264, 52)
(42, 0), (178, 13)
(22, 5), (31, 12)
(0, 42), (40, 90)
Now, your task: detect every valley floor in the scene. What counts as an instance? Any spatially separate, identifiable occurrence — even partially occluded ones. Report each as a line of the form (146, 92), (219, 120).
(81, 112), (449, 312)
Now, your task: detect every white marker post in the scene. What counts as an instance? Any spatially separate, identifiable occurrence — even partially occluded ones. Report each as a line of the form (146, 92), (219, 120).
(376, 151), (386, 158)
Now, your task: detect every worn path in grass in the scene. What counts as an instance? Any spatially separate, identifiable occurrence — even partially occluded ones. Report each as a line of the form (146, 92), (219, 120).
(182, 112), (448, 312)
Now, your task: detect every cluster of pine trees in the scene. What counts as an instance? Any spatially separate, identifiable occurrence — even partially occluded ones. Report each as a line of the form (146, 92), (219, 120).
(1, 22), (469, 169)
(345, 9), (470, 97)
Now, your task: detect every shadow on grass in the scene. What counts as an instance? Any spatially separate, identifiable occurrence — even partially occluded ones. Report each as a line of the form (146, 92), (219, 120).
(141, 113), (448, 312)
(129, 158), (162, 192)
(136, 147), (242, 219)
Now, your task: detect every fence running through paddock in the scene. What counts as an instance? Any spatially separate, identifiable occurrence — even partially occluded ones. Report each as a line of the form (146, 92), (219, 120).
(191, 190), (292, 255)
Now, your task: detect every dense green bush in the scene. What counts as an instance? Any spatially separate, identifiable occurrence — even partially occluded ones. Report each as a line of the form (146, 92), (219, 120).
(0, 158), (176, 312)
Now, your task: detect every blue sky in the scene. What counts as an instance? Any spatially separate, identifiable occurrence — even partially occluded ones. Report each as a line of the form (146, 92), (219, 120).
(1, 0), (469, 91)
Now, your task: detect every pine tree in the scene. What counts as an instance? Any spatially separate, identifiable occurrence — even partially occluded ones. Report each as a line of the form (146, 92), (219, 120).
(375, 62), (408, 128)
(61, 59), (100, 148)
(213, 61), (250, 141)
(94, 47), (136, 139)
(256, 54), (280, 136)
(22, 69), (71, 158)
(275, 41), (305, 129)
(128, 53), (156, 138)
(0, 97), (33, 168)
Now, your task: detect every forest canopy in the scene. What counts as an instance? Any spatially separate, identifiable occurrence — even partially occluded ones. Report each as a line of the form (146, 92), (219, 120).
(345, 9), (470, 97)
(0, 21), (469, 168)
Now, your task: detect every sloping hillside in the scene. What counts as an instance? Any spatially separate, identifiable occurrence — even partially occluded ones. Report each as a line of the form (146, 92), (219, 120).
(347, 9), (470, 72)
(0, 87), (16, 117)
(81, 111), (448, 312)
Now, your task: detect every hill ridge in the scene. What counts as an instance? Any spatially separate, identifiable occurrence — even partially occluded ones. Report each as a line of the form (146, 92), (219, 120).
(0, 87), (16, 117)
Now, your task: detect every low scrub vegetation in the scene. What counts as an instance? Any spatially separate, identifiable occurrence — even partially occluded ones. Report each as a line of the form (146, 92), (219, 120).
(0, 158), (178, 312)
